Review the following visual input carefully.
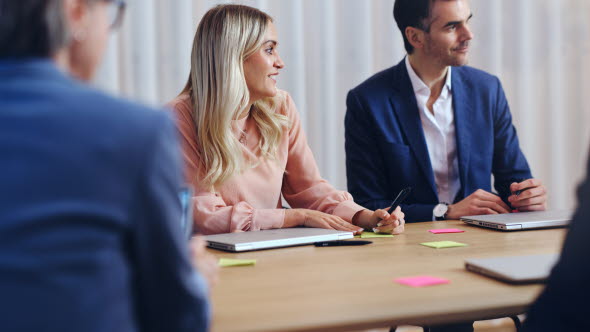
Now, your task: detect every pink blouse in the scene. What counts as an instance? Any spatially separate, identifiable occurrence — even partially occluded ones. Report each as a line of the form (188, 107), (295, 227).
(168, 91), (365, 235)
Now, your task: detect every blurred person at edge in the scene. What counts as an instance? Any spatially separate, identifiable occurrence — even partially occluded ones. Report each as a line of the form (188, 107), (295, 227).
(0, 0), (217, 331)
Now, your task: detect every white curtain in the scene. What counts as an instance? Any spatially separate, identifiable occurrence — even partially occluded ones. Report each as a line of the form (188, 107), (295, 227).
(95, 0), (590, 210)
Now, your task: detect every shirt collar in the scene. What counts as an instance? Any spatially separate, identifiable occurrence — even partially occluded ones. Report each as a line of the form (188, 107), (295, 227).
(404, 56), (452, 98)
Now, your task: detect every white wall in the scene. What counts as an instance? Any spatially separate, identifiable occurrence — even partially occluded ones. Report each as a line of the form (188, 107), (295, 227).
(94, 0), (590, 209)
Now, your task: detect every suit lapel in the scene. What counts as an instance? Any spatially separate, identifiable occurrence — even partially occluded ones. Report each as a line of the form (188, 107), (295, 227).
(389, 61), (437, 197)
(451, 68), (473, 199)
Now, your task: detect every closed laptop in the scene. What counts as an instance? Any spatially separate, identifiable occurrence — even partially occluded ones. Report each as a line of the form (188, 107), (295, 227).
(461, 210), (572, 231)
(204, 228), (354, 252)
(465, 253), (560, 284)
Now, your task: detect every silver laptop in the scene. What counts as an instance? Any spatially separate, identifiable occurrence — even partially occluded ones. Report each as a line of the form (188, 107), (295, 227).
(204, 228), (354, 252)
(465, 253), (560, 284)
(461, 210), (572, 231)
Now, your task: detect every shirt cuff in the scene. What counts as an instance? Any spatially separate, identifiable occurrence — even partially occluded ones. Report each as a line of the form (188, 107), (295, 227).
(333, 200), (366, 223)
(252, 208), (286, 231)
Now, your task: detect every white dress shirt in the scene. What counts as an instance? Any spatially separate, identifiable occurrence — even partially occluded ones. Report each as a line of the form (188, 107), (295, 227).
(405, 56), (461, 205)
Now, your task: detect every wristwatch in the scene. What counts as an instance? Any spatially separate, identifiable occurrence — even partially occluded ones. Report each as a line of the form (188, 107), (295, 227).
(433, 203), (449, 220)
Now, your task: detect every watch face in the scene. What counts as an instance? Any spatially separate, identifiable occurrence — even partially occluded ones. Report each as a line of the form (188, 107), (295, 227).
(434, 204), (448, 217)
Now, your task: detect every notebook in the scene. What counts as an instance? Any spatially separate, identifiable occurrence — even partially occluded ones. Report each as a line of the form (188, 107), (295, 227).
(460, 210), (572, 231)
(204, 228), (354, 252)
(465, 253), (560, 284)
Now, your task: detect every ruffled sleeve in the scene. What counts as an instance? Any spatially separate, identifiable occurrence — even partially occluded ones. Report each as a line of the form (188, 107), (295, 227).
(168, 95), (285, 235)
(191, 194), (284, 235)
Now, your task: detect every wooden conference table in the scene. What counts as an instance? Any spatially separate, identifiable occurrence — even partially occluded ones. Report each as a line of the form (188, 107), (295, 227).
(208, 220), (566, 332)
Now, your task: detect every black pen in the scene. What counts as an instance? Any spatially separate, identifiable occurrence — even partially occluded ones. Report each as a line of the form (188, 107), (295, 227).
(314, 240), (372, 247)
(511, 178), (527, 196)
(373, 187), (412, 233)
(387, 187), (412, 214)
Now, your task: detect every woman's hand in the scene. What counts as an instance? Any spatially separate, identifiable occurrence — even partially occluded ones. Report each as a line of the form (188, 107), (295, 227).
(352, 207), (405, 234)
(284, 209), (364, 235)
(189, 236), (220, 290)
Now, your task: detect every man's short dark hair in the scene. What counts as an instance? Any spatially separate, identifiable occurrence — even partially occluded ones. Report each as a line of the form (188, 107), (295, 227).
(393, 0), (435, 54)
(0, 0), (69, 58)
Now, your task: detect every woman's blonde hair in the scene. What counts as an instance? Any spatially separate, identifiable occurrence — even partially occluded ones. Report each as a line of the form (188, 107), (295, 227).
(181, 4), (289, 191)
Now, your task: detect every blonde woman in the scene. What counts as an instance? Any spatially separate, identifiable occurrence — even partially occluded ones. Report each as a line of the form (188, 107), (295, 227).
(169, 4), (405, 235)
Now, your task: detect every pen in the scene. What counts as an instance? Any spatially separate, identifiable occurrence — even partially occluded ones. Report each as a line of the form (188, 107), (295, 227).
(512, 178), (527, 196)
(508, 178), (531, 212)
(387, 187), (412, 214)
(314, 240), (372, 247)
(374, 187), (412, 233)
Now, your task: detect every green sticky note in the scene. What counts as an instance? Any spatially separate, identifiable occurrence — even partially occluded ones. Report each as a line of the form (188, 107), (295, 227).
(219, 258), (256, 267)
(358, 231), (394, 239)
(420, 241), (467, 249)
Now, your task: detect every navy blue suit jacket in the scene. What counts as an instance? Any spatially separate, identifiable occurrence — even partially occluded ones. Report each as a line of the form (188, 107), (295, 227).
(345, 59), (532, 222)
(523, 153), (590, 331)
(0, 60), (209, 332)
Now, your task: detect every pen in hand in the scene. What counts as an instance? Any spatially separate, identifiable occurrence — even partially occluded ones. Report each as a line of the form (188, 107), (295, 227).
(509, 178), (527, 212)
(511, 178), (527, 196)
(387, 187), (412, 215)
(374, 187), (412, 233)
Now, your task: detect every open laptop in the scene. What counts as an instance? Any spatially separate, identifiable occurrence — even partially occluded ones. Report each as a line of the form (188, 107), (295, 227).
(465, 253), (560, 284)
(460, 210), (572, 231)
(204, 228), (354, 252)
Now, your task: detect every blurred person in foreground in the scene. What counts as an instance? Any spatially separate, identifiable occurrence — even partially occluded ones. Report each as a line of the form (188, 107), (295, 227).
(0, 0), (216, 331)
(523, 149), (590, 331)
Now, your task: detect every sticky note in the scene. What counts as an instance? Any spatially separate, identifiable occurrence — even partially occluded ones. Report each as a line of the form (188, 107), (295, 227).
(219, 258), (256, 267)
(355, 231), (394, 238)
(395, 276), (450, 287)
(428, 228), (465, 234)
(420, 241), (467, 249)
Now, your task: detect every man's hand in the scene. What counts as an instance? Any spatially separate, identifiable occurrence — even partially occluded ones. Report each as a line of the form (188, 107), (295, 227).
(446, 189), (511, 219)
(508, 178), (547, 212)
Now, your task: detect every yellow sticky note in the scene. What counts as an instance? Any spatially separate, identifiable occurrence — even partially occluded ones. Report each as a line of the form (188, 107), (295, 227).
(219, 258), (256, 267)
(359, 231), (394, 239)
(420, 241), (467, 249)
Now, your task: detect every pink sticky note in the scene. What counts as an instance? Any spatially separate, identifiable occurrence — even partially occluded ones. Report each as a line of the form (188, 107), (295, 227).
(394, 276), (450, 288)
(428, 228), (465, 234)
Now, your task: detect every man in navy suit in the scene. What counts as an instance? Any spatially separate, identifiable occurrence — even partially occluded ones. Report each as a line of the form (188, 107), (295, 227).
(345, 0), (547, 223)
(0, 0), (213, 331)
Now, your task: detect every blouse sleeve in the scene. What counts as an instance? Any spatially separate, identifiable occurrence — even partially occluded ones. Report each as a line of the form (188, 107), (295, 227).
(168, 97), (285, 235)
(280, 93), (366, 222)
